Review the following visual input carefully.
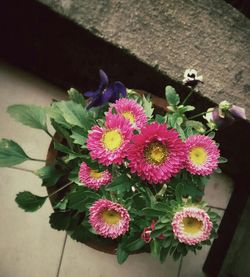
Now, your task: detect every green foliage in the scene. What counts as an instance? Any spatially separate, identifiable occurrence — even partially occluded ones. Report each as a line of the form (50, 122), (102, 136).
(125, 238), (145, 252)
(142, 95), (154, 119)
(165, 86), (180, 106)
(67, 186), (100, 211)
(15, 191), (47, 212)
(117, 245), (129, 264)
(49, 211), (72, 230)
(35, 165), (63, 187)
(7, 104), (48, 131)
(0, 139), (30, 167)
(106, 175), (132, 193)
(68, 88), (85, 106)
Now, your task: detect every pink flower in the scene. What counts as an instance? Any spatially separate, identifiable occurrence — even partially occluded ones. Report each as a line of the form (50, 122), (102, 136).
(78, 162), (112, 190)
(87, 114), (133, 166)
(106, 98), (147, 129)
(185, 135), (220, 175)
(127, 123), (186, 184)
(141, 226), (152, 243)
(171, 206), (213, 245)
(89, 199), (130, 239)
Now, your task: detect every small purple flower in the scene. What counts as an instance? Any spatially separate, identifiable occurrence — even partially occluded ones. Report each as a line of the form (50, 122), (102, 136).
(84, 69), (127, 109)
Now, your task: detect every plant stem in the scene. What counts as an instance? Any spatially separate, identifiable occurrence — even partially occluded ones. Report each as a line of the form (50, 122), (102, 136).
(48, 181), (73, 198)
(188, 111), (208, 120)
(7, 166), (34, 173)
(29, 157), (47, 162)
(182, 89), (194, 105)
(44, 129), (54, 138)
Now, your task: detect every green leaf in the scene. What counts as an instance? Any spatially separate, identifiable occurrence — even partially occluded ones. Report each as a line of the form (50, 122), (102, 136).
(150, 239), (160, 258)
(207, 131), (215, 139)
(15, 191), (47, 212)
(48, 103), (71, 129)
(165, 86), (180, 106)
(155, 114), (166, 124)
(70, 128), (87, 148)
(125, 238), (145, 252)
(49, 211), (72, 230)
(218, 157), (228, 164)
(35, 165), (63, 187)
(142, 207), (166, 217)
(7, 104), (48, 131)
(53, 197), (68, 210)
(54, 142), (85, 158)
(55, 101), (94, 130)
(186, 120), (206, 133)
(106, 175), (131, 193)
(178, 105), (195, 113)
(68, 187), (99, 211)
(150, 228), (165, 238)
(142, 95), (154, 119)
(117, 245), (129, 264)
(68, 88), (85, 106)
(0, 139), (30, 167)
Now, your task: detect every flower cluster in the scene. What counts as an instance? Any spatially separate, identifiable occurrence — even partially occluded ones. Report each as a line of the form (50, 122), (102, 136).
(6, 69), (242, 264)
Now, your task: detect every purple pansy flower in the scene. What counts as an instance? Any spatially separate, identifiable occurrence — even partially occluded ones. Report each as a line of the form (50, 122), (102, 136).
(84, 69), (127, 109)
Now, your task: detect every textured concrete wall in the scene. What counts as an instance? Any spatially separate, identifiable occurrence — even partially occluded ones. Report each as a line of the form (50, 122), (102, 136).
(38, 0), (250, 118)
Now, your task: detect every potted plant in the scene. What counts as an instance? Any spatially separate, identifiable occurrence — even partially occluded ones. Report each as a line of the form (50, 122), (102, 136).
(0, 69), (245, 264)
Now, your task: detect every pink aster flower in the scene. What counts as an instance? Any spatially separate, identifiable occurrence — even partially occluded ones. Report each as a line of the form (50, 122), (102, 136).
(89, 199), (130, 239)
(87, 114), (132, 166)
(171, 206), (213, 245)
(106, 98), (147, 129)
(127, 122), (186, 184)
(185, 135), (220, 175)
(78, 162), (112, 190)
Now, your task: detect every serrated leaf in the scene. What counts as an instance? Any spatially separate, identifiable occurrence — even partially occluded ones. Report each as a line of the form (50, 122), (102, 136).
(48, 103), (71, 129)
(0, 139), (30, 167)
(165, 86), (180, 106)
(68, 88), (85, 106)
(35, 165), (63, 187)
(125, 238), (145, 252)
(7, 104), (48, 131)
(142, 95), (154, 119)
(15, 191), (47, 212)
(49, 211), (72, 230)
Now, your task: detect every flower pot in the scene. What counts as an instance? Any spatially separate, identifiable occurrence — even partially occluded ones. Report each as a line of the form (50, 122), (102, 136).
(45, 93), (167, 254)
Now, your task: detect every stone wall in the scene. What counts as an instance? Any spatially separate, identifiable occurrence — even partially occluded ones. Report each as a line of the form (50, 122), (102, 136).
(38, 0), (250, 119)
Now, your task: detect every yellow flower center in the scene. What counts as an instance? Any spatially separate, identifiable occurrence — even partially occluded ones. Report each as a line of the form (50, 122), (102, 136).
(121, 111), (135, 124)
(90, 170), (103, 179)
(102, 129), (123, 151)
(144, 141), (168, 165)
(189, 147), (207, 165)
(102, 210), (121, 225)
(182, 217), (203, 234)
